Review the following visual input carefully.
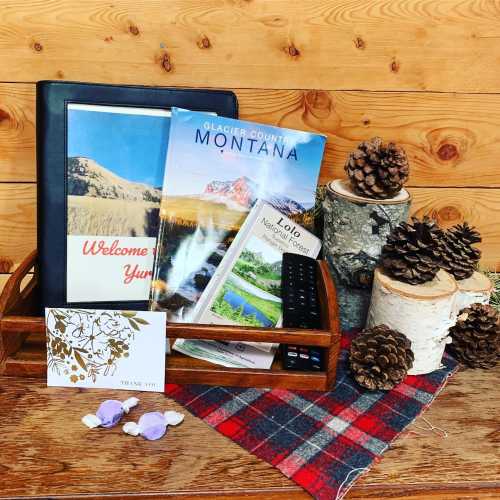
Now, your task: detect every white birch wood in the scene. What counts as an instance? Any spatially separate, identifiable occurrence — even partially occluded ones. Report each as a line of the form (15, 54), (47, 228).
(367, 268), (458, 375)
(454, 271), (493, 313)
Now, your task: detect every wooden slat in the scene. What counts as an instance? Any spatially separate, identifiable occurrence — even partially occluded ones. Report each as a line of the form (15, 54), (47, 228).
(2, 330), (334, 389)
(240, 89), (500, 188)
(0, 1), (500, 92)
(3, 83), (500, 187)
(0, 84), (35, 182)
(0, 274), (33, 305)
(0, 184), (36, 273)
(2, 346), (331, 390)
(1, 315), (333, 346)
(0, 184), (498, 271)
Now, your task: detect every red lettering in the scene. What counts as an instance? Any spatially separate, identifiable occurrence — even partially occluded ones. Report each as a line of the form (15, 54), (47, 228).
(123, 264), (153, 285)
(82, 240), (98, 255)
(81, 240), (149, 257)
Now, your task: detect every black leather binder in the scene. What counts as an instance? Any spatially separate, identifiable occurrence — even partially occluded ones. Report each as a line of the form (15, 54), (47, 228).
(37, 81), (238, 311)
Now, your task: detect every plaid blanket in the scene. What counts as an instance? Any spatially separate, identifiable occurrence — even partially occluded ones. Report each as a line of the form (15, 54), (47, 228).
(166, 331), (458, 499)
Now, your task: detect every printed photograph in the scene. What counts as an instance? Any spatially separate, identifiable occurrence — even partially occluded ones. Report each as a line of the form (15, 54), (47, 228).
(210, 236), (282, 327)
(66, 104), (170, 237)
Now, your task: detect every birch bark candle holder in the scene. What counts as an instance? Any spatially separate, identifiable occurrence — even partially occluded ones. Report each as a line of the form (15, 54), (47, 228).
(323, 179), (411, 331)
(367, 268), (458, 375)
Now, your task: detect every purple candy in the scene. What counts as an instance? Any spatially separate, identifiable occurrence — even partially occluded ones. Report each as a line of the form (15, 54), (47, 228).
(96, 400), (125, 428)
(138, 412), (168, 440)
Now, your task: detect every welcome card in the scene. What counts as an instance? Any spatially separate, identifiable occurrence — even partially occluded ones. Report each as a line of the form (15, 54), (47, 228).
(65, 104), (171, 303)
(45, 308), (166, 392)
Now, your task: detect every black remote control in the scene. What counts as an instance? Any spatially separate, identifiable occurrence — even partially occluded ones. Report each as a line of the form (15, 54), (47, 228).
(280, 253), (324, 371)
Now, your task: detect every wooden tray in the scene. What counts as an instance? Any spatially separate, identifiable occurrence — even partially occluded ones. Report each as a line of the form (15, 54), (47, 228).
(0, 251), (341, 390)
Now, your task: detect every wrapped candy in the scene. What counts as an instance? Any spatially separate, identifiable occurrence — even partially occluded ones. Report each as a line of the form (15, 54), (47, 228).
(123, 410), (184, 440)
(82, 397), (139, 429)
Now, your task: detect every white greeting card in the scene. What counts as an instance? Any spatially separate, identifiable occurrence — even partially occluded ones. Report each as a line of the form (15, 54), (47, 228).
(45, 308), (166, 392)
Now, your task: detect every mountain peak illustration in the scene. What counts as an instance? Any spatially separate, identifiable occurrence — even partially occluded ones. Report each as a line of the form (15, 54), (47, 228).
(67, 157), (162, 203)
(203, 176), (305, 215)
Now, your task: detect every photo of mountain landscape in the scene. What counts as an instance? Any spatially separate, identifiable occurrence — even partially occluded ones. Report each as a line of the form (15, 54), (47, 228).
(67, 157), (162, 236)
(67, 104), (170, 237)
(210, 236), (282, 327)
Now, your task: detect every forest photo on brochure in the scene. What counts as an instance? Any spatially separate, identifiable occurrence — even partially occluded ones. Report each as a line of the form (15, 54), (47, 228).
(211, 235), (282, 328)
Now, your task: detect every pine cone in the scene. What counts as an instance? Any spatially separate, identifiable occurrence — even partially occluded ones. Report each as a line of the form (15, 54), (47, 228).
(448, 303), (499, 369)
(345, 137), (409, 199)
(381, 216), (443, 285)
(439, 223), (481, 281)
(350, 324), (414, 390)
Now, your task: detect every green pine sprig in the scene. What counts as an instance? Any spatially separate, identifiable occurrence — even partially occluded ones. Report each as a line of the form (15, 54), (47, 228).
(482, 270), (500, 312)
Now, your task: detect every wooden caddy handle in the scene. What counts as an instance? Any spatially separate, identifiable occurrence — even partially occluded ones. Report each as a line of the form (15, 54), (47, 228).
(0, 249), (37, 317)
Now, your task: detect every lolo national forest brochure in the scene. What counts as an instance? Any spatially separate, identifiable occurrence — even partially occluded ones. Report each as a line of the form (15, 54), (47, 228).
(150, 108), (326, 323)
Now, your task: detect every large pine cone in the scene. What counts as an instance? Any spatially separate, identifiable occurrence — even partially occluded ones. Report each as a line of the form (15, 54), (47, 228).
(350, 324), (414, 390)
(381, 216), (443, 285)
(345, 137), (409, 199)
(448, 303), (499, 369)
(439, 223), (481, 281)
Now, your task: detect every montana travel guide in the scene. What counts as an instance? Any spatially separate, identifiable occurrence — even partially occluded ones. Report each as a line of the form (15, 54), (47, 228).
(150, 108), (326, 322)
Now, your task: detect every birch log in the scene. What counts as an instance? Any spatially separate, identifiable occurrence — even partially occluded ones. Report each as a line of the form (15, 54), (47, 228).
(367, 268), (458, 375)
(454, 271), (493, 313)
(323, 179), (411, 330)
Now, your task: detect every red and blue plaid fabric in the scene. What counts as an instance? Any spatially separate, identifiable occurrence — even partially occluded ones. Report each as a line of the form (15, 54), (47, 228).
(166, 331), (458, 499)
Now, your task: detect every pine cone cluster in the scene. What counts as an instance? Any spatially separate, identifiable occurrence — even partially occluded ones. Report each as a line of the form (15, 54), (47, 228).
(439, 223), (482, 280)
(381, 216), (443, 285)
(350, 324), (414, 390)
(345, 137), (409, 200)
(448, 303), (499, 369)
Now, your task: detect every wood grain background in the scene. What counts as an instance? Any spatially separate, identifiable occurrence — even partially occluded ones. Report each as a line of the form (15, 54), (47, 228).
(0, 0), (499, 289)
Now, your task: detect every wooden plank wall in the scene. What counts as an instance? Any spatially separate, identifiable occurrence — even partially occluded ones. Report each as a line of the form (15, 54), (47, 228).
(0, 0), (499, 291)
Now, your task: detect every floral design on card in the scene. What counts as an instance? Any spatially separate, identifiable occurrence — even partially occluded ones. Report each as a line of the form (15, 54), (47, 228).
(45, 308), (166, 392)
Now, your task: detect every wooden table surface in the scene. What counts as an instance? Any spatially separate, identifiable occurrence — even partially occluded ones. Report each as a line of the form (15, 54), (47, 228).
(0, 369), (499, 499)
